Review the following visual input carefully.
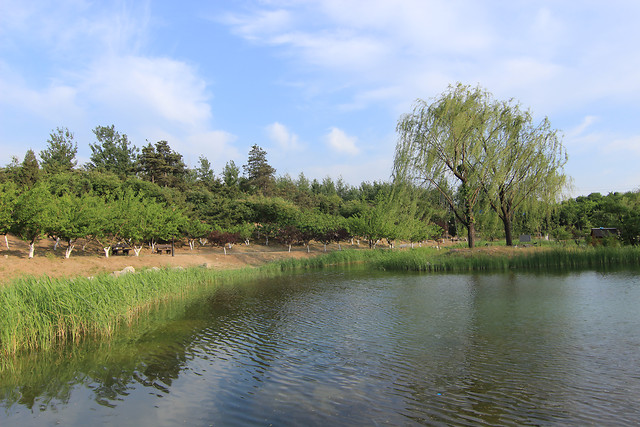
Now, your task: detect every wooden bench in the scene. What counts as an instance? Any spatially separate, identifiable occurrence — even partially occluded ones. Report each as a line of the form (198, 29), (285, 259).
(154, 244), (173, 254)
(112, 244), (131, 255)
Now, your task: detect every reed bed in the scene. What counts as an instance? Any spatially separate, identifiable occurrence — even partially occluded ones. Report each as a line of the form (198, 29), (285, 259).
(370, 246), (640, 272)
(0, 266), (276, 358)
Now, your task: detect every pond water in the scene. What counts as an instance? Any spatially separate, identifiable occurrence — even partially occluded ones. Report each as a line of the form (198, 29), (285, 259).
(2, 268), (640, 426)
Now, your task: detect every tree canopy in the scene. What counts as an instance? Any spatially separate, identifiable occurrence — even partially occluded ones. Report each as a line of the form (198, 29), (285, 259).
(394, 83), (568, 247)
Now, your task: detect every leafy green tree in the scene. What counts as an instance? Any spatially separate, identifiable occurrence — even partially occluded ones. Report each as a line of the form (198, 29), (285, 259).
(48, 192), (101, 258)
(40, 127), (78, 174)
(481, 101), (568, 245)
(243, 144), (276, 195)
(12, 182), (54, 258)
(181, 219), (213, 250)
(0, 181), (17, 249)
(88, 125), (138, 176)
(395, 84), (503, 248)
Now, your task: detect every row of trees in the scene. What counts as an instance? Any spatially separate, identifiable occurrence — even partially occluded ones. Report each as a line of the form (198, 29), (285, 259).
(0, 177), (443, 258)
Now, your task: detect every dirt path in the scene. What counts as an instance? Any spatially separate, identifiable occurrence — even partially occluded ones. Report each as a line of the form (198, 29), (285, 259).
(0, 234), (334, 284)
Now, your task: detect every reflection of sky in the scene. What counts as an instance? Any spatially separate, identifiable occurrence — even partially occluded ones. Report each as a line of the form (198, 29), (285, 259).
(3, 270), (640, 425)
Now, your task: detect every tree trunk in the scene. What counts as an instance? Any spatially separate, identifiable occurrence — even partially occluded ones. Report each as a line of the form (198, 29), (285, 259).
(28, 242), (35, 258)
(65, 243), (74, 259)
(467, 222), (476, 248)
(134, 246), (143, 256)
(4, 235), (8, 250)
(502, 215), (514, 246)
(288, 244), (291, 252)
(104, 247), (110, 258)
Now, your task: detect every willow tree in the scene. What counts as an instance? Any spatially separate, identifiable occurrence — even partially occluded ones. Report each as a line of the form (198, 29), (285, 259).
(483, 102), (567, 245)
(394, 84), (497, 248)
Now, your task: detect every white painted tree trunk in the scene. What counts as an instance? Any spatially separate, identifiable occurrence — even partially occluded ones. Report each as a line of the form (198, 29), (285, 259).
(199, 238), (208, 246)
(4, 235), (8, 250)
(189, 240), (195, 250)
(245, 239), (250, 245)
(288, 244), (291, 252)
(338, 243), (342, 251)
(307, 244), (310, 253)
(265, 236), (269, 246)
(28, 242), (35, 258)
(104, 247), (111, 258)
(54, 237), (60, 250)
(134, 246), (143, 256)
(324, 243), (327, 252)
(223, 247), (227, 255)
(65, 244), (75, 259)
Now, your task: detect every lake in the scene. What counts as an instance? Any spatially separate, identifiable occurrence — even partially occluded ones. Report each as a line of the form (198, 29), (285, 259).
(2, 268), (640, 426)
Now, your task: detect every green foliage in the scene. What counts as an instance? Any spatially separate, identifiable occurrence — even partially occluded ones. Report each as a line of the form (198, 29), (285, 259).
(243, 144), (276, 195)
(18, 149), (40, 188)
(40, 127), (78, 174)
(0, 181), (17, 235)
(88, 125), (138, 176)
(11, 182), (55, 256)
(137, 140), (186, 187)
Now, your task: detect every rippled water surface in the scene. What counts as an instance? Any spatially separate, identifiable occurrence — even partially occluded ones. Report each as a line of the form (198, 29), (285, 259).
(2, 268), (640, 426)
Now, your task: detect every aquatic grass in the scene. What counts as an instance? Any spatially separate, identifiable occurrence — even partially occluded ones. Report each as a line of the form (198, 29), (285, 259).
(369, 245), (640, 272)
(0, 266), (269, 358)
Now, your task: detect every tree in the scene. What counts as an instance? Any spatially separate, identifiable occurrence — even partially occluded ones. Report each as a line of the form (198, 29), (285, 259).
(88, 125), (138, 176)
(395, 84), (503, 248)
(481, 101), (567, 245)
(0, 181), (17, 249)
(222, 160), (240, 190)
(195, 155), (217, 188)
(137, 140), (186, 187)
(47, 192), (101, 258)
(18, 149), (40, 188)
(40, 127), (77, 174)
(243, 144), (276, 195)
(12, 182), (54, 258)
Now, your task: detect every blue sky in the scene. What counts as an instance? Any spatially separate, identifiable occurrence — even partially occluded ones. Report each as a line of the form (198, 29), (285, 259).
(1, 0), (639, 196)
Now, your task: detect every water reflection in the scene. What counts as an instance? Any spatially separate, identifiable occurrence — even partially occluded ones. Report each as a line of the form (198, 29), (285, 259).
(1, 269), (640, 426)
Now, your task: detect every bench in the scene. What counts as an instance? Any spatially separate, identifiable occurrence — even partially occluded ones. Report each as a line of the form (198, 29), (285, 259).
(112, 244), (131, 255)
(154, 244), (173, 254)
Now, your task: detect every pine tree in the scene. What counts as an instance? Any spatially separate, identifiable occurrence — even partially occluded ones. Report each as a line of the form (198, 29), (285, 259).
(243, 144), (275, 195)
(19, 149), (40, 188)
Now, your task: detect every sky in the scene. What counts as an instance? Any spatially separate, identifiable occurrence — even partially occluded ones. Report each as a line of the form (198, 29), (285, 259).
(1, 0), (639, 197)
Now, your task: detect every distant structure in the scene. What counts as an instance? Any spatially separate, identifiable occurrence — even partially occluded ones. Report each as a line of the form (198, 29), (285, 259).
(590, 227), (618, 244)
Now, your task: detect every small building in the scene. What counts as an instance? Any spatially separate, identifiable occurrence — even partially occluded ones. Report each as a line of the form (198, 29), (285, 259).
(590, 227), (618, 239)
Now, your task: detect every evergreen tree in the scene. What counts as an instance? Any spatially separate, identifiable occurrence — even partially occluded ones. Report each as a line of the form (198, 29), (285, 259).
(19, 149), (40, 188)
(137, 140), (186, 187)
(243, 144), (276, 195)
(88, 125), (138, 176)
(40, 127), (77, 174)
(222, 160), (240, 188)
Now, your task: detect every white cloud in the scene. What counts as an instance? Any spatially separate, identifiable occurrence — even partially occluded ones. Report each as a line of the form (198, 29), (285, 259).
(84, 55), (211, 129)
(324, 127), (359, 155)
(266, 122), (301, 150)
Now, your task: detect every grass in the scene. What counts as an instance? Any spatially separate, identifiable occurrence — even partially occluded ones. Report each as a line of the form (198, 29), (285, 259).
(2, 244), (639, 359)
(0, 266), (279, 358)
